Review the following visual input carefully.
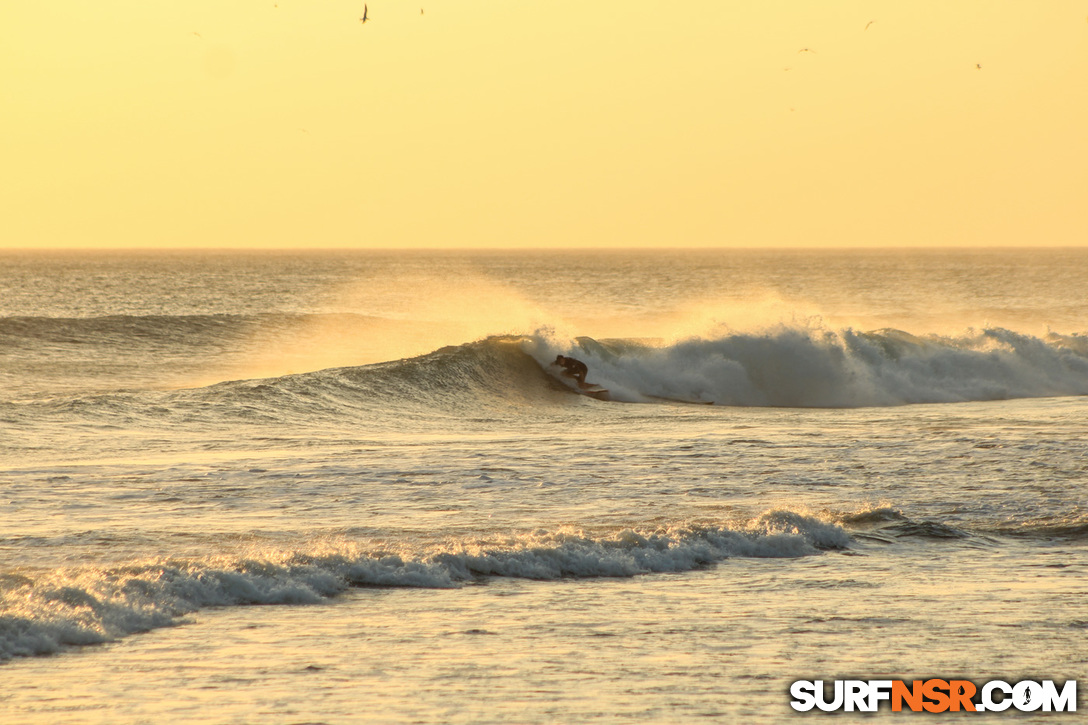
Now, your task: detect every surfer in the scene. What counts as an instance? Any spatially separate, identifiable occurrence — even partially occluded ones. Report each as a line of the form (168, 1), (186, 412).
(554, 355), (588, 386)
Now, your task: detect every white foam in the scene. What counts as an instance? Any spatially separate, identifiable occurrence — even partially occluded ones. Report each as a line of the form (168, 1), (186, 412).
(525, 326), (1088, 407)
(0, 512), (848, 660)
(432, 514), (849, 580)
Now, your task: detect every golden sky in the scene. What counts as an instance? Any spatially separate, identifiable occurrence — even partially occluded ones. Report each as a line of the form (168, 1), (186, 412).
(2, 1), (1086, 249)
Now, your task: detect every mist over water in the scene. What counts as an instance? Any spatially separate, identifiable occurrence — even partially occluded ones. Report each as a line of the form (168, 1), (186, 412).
(3, 248), (1086, 395)
(2, 249), (1087, 722)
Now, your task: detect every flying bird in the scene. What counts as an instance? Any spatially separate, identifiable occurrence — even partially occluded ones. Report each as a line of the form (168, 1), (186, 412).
(976, 63), (982, 70)
(360, 4), (368, 23)
(798, 47), (815, 53)
(865, 20), (875, 30)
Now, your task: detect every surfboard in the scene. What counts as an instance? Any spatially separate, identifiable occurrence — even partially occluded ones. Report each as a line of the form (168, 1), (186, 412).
(577, 384), (611, 401)
(644, 394), (714, 406)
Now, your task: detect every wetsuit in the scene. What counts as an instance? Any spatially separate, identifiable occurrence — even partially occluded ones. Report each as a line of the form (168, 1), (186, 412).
(556, 355), (588, 385)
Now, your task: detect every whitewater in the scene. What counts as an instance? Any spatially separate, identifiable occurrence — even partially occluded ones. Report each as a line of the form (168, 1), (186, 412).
(1, 248), (1086, 723)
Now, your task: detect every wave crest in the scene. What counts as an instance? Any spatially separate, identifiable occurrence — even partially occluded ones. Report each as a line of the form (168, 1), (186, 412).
(0, 513), (846, 661)
(526, 326), (1088, 407)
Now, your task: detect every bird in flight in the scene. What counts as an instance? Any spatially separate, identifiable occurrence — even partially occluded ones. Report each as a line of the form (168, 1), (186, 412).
(360, 4), (368, 23)
(798, 48), (815, 53)
(976, 63), (982, 70)
(865, 20), (875, 30)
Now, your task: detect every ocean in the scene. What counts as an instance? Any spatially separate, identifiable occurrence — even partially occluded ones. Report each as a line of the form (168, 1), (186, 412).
(1, 248), (1086, 723)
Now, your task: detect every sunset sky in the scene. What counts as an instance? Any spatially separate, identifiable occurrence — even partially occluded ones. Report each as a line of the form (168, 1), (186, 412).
(3, 1), (1086, 249)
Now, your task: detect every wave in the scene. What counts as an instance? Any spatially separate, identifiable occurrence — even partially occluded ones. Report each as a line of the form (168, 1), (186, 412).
(203, 324), (1088, 413)
(9, 323), (1088, 419)
(173, 334), (566, 425)
(5, 505), (1076, 662)
(0, 512), (848, 661)
(258, 324), (1088, 412)
(831, 506), (1088, 544)
(522, 326), (1088, 407)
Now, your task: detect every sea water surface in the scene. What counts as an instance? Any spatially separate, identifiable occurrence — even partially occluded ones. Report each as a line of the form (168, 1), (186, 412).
(1, 249), (1086, 723)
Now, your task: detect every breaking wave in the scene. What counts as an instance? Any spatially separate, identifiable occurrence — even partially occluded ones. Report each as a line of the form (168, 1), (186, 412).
(0, 512), (847, 661)
(9, 323), (1088, 418)
(525, 326), (1088, 407)
(198, 323), (1088, 413)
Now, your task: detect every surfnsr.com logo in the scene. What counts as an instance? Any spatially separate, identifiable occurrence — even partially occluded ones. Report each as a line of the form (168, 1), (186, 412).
(790, 679), (1077, 713)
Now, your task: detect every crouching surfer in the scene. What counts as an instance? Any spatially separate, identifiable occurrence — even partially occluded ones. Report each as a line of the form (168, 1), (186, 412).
(554, 354), (589, 386)
(553, 354), (609, 401)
